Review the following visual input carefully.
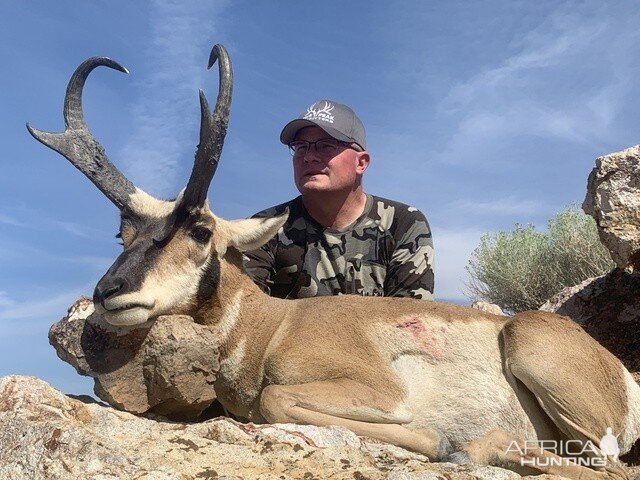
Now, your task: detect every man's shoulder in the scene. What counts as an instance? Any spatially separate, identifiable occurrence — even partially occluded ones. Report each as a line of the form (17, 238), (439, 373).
(251, 196), (303, 220)
(367, 195), (430, 234)
(250, 197), (310, 245)
(369, 195), (423, 214)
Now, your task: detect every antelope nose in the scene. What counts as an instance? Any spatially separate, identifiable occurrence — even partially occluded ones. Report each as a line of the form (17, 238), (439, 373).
(93, 278), (127, 305)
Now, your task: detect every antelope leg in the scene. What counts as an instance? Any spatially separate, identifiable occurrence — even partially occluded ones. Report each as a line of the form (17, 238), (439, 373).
(455, 429), (628, 480)
(258, 379), (451, 460)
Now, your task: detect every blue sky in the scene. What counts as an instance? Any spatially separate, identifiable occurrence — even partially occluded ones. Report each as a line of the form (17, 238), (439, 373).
(2, 1), (639, 397)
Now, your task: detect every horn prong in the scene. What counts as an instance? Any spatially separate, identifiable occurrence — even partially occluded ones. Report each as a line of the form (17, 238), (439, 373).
(181, 44), (233, 210)
(27, 57), (137, 211)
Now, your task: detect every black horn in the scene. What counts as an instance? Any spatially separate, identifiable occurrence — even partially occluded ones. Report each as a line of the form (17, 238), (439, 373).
(181, 44), (233, 210)
(27, 57), (137, 212)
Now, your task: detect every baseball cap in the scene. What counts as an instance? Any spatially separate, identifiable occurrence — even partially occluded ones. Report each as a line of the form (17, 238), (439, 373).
(280, 99), (366, 150)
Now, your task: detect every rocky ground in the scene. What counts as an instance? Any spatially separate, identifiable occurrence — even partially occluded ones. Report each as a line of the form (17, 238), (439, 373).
(1, 375), (528, 480)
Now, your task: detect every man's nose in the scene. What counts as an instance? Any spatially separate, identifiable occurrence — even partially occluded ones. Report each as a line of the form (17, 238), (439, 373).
(302, 148), (322, 162)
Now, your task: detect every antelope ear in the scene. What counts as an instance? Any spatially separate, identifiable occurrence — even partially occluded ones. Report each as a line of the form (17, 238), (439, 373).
(215, 209), (288, 255)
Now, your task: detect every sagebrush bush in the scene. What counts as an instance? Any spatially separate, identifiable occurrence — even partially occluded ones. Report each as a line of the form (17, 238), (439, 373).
(466, 204), (614, 313)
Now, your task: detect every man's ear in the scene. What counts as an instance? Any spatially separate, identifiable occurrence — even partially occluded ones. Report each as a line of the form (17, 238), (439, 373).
(356, 151), (370, 174)
(214, 209), (288, 256)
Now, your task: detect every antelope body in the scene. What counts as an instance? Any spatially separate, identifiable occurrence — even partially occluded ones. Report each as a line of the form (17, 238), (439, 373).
(29, 45), (640, 480)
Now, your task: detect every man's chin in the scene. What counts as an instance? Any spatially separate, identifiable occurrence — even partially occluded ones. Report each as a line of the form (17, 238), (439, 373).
(297, 177), (330, 192)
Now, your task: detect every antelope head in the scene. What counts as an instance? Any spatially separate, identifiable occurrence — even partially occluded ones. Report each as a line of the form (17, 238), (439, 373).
(28, 45), (287, 326)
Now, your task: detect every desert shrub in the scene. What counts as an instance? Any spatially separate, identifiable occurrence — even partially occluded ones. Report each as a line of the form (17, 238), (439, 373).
(466, 204), (614, 313)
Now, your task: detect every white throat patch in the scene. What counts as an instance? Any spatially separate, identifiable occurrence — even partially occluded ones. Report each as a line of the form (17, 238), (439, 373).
(217, 290), (243, 342)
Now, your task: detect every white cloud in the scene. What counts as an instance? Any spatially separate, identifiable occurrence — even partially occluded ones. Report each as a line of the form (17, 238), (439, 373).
(441, 15), (605, 114)
(0, 213), (28, 228)
(0, 206), (111, 239)
(119, 0), (230, 196)
(0, 291), (16, 308)
(0, 235), (115, 273)
(446, 196), (545, 217)
(433, 5), (640, 165)
(433, 227), (484, 303)
(0, 287), (88, 336)
(49, 220), (92, 238)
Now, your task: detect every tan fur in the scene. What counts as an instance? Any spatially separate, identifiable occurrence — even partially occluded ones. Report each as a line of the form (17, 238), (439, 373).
(95, 197), (640, 480)
(128, 189), (177, 219)
(502, 312), (630, 448)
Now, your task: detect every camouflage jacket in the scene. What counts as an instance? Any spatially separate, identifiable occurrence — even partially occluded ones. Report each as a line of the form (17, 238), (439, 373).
(243, 195), (434, 300)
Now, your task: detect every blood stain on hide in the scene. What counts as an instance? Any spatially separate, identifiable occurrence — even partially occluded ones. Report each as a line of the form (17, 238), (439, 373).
(394, 316), (446, 359)
(395, 316), (425, 336)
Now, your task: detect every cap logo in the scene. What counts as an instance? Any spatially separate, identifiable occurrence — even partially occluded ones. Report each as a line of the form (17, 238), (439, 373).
(303, 101), (335, 124)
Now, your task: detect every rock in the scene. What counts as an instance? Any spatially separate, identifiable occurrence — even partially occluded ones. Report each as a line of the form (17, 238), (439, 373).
(539, 269), (640, 373)
(540, 146), (640, 375)
(471, 302), (505, 316)
(539, 276), (604, 324)
(49, 297), (221, 420)
(0, 375), (524, 480)
(583, 145), (640, 272)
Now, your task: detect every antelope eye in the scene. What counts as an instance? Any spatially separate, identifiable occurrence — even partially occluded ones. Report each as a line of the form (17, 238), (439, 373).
(118, 217), (136, 247)
(190, 226), (212, 244)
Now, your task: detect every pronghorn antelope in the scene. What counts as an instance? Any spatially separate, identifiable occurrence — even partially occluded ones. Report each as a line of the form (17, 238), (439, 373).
(29, 45), (640, 480)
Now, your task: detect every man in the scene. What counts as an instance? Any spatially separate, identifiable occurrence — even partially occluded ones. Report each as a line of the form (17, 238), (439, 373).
(243, 99), (434, 299)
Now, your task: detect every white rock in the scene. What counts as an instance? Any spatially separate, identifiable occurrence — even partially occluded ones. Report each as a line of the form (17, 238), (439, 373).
(583, 145), (640, 272)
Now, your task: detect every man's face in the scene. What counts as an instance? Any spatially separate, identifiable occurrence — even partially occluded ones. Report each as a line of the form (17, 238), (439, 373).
(292, 126), (368, 195)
